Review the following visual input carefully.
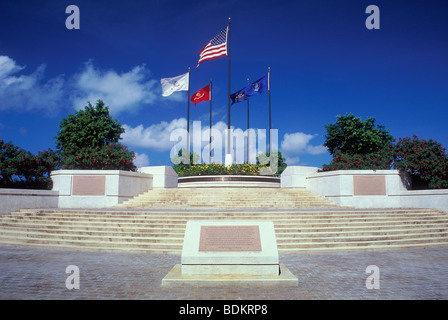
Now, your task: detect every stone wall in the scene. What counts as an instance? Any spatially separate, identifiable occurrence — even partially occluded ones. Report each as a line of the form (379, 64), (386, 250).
(51, 170), (153, 208)
(0, 188), (59, 215)
(282, 166), (448, 212)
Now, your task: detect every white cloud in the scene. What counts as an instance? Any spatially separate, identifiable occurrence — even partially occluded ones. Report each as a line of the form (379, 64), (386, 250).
(122, 118), (187, 152)
(281, 132), (327, 155)
(284, 156), (300, 166)
(0, 56), (65, 114)
(280, 132), (328, 165)
(123, 119), (275, 164)
(123, 118), (328, 166)
(71, 61), (159, 114)
(133, 152), (150, 167)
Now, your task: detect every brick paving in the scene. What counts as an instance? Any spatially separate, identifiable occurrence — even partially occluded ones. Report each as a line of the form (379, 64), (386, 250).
(1, 245), (448, 300)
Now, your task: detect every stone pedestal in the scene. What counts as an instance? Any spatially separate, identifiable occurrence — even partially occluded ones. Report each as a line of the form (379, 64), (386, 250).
(161, 220), (298, 287)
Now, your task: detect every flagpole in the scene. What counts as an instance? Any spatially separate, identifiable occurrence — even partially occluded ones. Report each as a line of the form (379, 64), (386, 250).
(210, 78), (212, 164)
(247, 77), (250, 163)
(187, 67), (191, 165)
(226, 17), (232, 166)
(268, 66), (271, 154)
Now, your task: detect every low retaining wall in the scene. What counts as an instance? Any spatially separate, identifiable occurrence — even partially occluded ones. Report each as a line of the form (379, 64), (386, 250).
(51, 170), (152, 208)
(281, 166), (448, 212)
(138, 166), (178, 188)
(0, 188), (59, 215)
(178, 175), (281, 188)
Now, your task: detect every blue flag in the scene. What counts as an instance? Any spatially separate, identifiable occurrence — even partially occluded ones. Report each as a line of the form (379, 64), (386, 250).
(230, 87), (248, 104)
(245, 73), (269, 97)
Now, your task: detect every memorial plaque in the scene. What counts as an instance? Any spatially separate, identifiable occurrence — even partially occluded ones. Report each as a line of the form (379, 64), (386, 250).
(199, 225), (261, 252)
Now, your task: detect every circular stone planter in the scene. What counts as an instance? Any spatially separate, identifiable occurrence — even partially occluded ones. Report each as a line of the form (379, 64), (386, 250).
(177, 175), (280, 188)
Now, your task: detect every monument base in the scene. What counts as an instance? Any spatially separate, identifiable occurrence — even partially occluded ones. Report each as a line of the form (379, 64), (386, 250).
(161, 220), (298, 287)
(161, 264), (298, 287)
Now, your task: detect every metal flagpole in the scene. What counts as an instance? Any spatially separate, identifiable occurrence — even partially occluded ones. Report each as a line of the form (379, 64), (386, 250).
(210, 78), (212, 164)
(226, 17), (232, 166)
(186, 67), (191, 165)
(268, 66), (271, 154)
(247, 77), (250, 163)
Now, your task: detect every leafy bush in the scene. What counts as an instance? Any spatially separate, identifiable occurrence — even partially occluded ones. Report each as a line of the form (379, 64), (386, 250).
(394, 135), (448, 189)
(0, 140), (60, 189)
(176, 162), (262, 177)
(323, 113), (394, 157)
(56, 100), (124, 152)
(256, 151), (287, 176)
(61, 144), (136, 171)
(322, 146), (395, 171)
(56, 100), (136, 171)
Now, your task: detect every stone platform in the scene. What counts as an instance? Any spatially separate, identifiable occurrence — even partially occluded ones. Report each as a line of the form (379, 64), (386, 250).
(177, 175), (280, 188)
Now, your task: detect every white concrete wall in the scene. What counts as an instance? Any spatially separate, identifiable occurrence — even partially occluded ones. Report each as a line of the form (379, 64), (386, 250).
(138, 166), (178, 188)
(0, 188), (59, 215)
(280, 166), (319, 188)
(281, 166), (448, 212)
(51, 170), (152, 208)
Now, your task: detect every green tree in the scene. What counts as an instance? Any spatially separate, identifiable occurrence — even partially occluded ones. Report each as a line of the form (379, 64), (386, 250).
(323, 113), (394, 157)
(56, 100), (124, 152)
(0, 140), (60, 189)
(394, 135), (448, 189)
(322, 113), (395, 171)
(55, 100), (136, 171)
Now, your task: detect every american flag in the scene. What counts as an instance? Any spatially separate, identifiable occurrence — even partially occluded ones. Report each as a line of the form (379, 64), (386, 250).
(195, 27), (228, 68)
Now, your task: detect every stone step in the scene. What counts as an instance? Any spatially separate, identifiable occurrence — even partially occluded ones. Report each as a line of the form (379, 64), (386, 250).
(1, 222), (446, 242)
(1, 204), (447, 254)
(117, 187), (340, 209)
(11, 208), (440, 217)
(1, 233), (447, 255)
(3, 213), (447, 225)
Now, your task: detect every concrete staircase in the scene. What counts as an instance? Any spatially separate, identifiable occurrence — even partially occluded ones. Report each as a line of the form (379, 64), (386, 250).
(115, 187), (341, 209)
(0, 207), (447, 254)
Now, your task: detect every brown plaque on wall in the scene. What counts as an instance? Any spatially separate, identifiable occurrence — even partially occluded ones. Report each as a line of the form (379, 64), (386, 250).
(353, 176), (386, 195)
(199, 225), (262, 252)
(72, 176), (106, 196)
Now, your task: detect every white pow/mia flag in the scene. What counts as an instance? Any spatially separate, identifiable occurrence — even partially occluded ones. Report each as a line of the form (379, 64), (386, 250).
(161, 72), (189, 97)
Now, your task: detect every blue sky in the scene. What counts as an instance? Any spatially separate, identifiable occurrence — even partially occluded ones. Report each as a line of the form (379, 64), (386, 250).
(1, 0), (447, 168)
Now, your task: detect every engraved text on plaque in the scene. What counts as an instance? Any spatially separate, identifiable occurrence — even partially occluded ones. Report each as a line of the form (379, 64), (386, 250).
(199, 225), (261, 252)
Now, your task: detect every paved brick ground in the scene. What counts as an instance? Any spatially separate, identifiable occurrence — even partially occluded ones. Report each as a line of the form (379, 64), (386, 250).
(1, 245), (447, 300)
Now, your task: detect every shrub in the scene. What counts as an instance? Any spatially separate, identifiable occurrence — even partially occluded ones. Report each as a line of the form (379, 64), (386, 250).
(175, 162), (262, 177)
(322, 146), (395, 171)
(394, 135), (448, 189)
(0, 140), (60, 189)
(61, 144), (136, 171)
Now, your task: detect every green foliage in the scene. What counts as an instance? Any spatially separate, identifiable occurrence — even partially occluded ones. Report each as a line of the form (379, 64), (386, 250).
(176, 163), (262, 177)
(0, 140), (60, 189)
(322, 148), (395, 171)
(171, 150), (287, 177)
(170, 149), (201, 174)
(56, 100), (125, 152)
(61, 144), (136, 171)
(256, 151), (287, 176)
(322, 113), (395, 171)
(394, 135), (448, 189)
(323, 113), (394, 156)
(55, 100), (136, 171)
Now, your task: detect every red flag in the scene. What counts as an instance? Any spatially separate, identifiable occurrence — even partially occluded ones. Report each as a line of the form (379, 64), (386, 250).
(190, 84), (211, 106)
